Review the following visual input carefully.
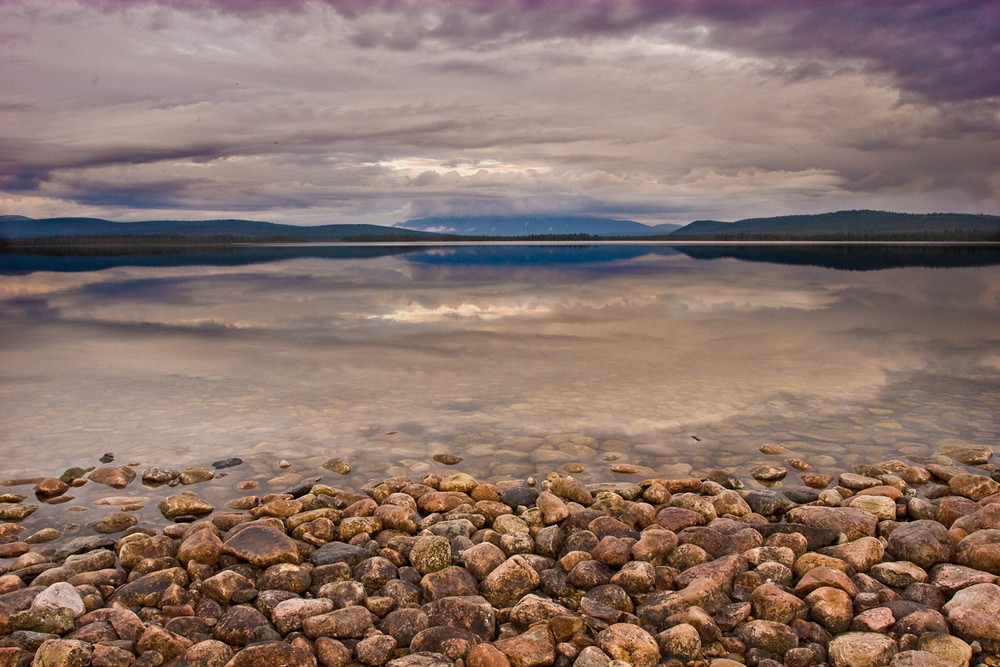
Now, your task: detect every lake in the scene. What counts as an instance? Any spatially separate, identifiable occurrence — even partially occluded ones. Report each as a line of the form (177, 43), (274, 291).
(2, 243), (999, 517)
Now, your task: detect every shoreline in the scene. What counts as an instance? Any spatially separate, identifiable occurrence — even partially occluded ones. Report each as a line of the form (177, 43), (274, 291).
(2, 446), (1000, 667)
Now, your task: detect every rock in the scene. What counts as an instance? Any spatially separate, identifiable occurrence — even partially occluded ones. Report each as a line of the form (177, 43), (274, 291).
(31, 582), (85, 617)
(88, 466), (136, 488)
(302, 605), (375, 639)
(142, 466), (181, 484)
(828, 632), (898, 667)
(942, 582), (1000, 651)
(468, 643), (512, 667)
(750, 464), (787, 482)
(178, 528), (223, 566)
(225, 641), (317, 667)
(536, 491), (570, 524)
(930, 563), (997, 594)
(785, 506), (878, 541)
(424, 595), (496, 640)
(179, 466), (215, 484)
(273, 597), (335, 635)
(949, 473), (1000, 501)
(223, 523), (300, 566)
(794, 566), (859, 597)
(852, 607), (895, 633)
(137, 624), (194, 661)
(916, 633), (972, 667)
(736, 619), (798, 655)
(462, 542), (507, 580)
(212, 457), (243, 469)
(387, 653), (454, 667)
(596, 623), (660, 667)
(0, 503), (37, 521)
(845, 495), (897, 520)
(34, 478), (69, 497)
(323, 458), (352, 475)
(495, 622), (557, 667)
(159, 493), (214, 520)
(479, 556), (540, 607)
(750, 582), (807, 624)
(411, 626), (479, 661)
(870, 561), (928, 588)
(30, 639), (93, 667)
(170, 639), (234, 667)
(91, 511), (138, 533)
(357, 634), (399, 666)
(938, 444), (993, 465)
(887, 520), (954, 569)
(200, 569), (252, 605)
(655, 622), (701, 662)
(574, 646), (612, 667)
(213, 605), (277, 645)
(805, 586), (854, 634)
(889, 651), (952, 667)
(744, 490), (796, 516)
(421, 565), (479, 600)
(380, 608), (430, 648)
(311, 541), (371, 567)
(410, 535), (452, 574)
(839, 473), (882, 490)
(109, 567), (188, 606)
(819, 537), (884, 573)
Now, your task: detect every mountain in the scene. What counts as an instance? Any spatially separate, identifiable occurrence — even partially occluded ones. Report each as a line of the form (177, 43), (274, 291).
(670, 210), (1000, 239)
(0, 216), (447, 241)
(398, 215), (679, 237)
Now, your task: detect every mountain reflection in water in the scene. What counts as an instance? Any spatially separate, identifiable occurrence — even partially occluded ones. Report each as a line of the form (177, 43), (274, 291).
(3, 241), (1000, 274)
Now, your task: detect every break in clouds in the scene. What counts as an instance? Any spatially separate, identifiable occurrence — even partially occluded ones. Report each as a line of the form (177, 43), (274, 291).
(1, 0), (998, 225)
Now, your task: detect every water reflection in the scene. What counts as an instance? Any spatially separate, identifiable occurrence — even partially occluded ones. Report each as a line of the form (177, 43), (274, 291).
(0, 245), (998, 526)
(4, 242), (1000, 274)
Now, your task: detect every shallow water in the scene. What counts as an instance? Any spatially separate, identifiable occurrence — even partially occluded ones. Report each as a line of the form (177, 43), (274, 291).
(1, 243), (999, 523)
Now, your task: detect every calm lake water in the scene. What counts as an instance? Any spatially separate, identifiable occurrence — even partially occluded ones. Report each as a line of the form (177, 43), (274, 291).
(2, 243), (1000, 514)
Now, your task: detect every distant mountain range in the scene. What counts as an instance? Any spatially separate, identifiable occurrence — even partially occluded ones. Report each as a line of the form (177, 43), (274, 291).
(397, 215), (681, 237)
(0, 216), (444, 241)
(671, 210), (1000, 239)
(1, 210), (998, 243)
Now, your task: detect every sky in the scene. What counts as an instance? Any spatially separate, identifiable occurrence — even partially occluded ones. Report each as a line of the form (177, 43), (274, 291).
(1, 0), (999, 227)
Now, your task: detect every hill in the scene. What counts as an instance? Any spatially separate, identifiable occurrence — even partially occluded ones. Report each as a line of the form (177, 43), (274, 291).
(0, 216), (448, 242)
(398, 215), (679, 237)
(670, 210), (1000, 240)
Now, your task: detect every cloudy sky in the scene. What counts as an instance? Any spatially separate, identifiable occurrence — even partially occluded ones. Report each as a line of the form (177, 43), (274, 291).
(2, 0), (999, 226)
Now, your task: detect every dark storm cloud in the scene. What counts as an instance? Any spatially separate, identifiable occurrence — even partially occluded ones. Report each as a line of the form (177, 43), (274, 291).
(126, 0), (1000, 102)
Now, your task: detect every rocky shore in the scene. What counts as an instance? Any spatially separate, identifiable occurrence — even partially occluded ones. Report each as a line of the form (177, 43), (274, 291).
(3, 443), (1000, 667)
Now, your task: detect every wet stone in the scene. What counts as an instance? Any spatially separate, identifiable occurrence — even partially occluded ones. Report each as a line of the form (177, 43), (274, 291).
(88, 466), (136, 489)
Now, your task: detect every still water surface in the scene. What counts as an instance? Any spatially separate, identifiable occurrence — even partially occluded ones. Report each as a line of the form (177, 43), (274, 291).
(2, 243), (999, 500)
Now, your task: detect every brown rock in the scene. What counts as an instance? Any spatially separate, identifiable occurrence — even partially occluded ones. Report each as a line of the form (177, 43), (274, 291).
(805, 586), (853, 635)
(88, 466), (136, 489)
(736, 619), (798, 655)
(596, 623), (660, 667)
(785, 506), (878, 541)
(424, 595), (496, 640)
(828, 632), (898, 667)
(468, 643), (512, 667)
(225, 641), (317, 667)
(886, 520), (954, 570)
(479, 556), (540, 607)
(495, 622), (557, 667)
(223, 523), (300, 567)
(942, 582), (1000, 651)
(750, 582), (807, 624)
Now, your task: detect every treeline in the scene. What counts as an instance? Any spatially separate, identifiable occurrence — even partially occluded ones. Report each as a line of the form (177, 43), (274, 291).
(671, 230), (1000, 242)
